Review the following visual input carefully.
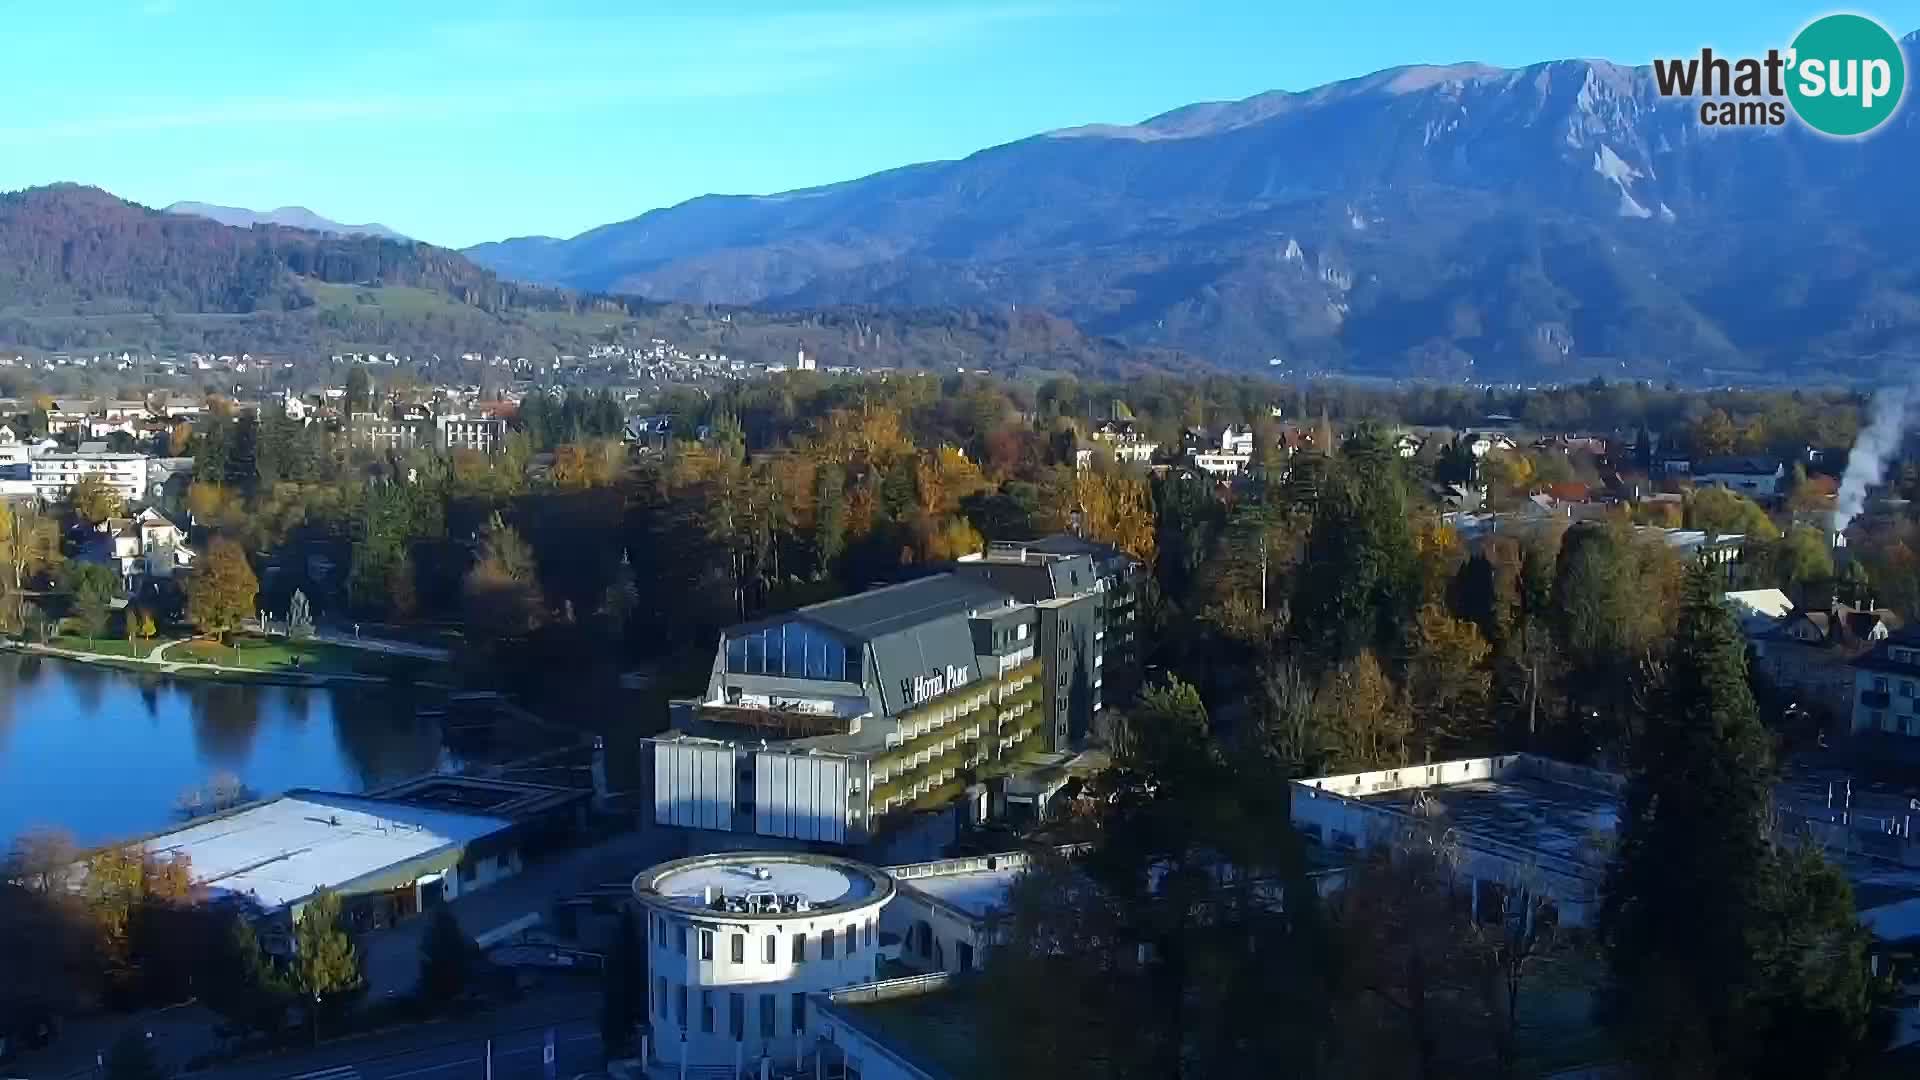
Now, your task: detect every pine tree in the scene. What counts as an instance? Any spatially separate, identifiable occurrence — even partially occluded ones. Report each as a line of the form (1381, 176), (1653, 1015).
(103, 1028), (165, 1080)
(204, 914), (290, 1037)
(1600, 562), (1775, 1076)
(601, 907), (644, 1058)
(417, 908), (476, 1008)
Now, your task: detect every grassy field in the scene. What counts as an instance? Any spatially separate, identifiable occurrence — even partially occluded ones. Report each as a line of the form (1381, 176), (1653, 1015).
(173, 633), (442, 678)
(304, 281), (475, 317)
(49, 635), (154, 658)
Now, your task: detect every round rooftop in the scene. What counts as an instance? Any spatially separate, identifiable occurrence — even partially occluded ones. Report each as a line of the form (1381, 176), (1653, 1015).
(634, 853), (894, 919)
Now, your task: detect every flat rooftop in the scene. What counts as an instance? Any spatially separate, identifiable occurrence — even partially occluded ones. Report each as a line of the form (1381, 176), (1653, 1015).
(637, 853), (893, 918)
(141, 790), (512, 911)
(1359, 776), (1618, 865)
(895, 864), (1022, 921)
(826, 977), (984, 1080)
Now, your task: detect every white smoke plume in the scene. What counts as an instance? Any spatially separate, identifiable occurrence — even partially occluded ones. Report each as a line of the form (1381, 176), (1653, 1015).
(1834, 383), (1920, 533)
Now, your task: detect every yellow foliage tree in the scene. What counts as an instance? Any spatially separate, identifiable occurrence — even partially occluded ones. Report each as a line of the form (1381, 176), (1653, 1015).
(1407, 602), (1494, 754)
(66, 473), (124, 525)
(1061, 468), (1156, 565)
(811, 406), (912, 468)
(1413, 520), (1466, 605)
(186, 537), (259, 645)
(551, 440), (623, 490)
(914, 445), (988, 518)
(1316, 650), (1411, 771)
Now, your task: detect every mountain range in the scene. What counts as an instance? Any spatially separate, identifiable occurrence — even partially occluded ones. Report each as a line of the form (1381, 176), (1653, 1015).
(164, 201), (409, 242)
(465, 33), (1920, 385)
(0, 184), (1150, 377)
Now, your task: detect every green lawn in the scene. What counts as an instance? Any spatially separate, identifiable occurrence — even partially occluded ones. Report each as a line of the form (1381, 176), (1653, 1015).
(50, 634), (155, 658)
(173, 634), (443, 678)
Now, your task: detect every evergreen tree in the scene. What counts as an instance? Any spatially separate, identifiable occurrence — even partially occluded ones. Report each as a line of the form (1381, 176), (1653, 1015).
(103, 1028), (166, 1080)
(417, 908), (477, 1008)
(1599, 563), (1777, 1076)
(203, 914), (290, 1038)
(601, 907), (644, 1058)
(1290, 433), (1419, 665)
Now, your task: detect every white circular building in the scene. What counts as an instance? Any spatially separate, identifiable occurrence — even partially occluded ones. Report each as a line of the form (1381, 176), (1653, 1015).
(633, 852), (895, 1069)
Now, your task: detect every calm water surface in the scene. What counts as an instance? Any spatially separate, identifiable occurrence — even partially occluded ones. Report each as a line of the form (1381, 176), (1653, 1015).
(0, 654), (462, 847)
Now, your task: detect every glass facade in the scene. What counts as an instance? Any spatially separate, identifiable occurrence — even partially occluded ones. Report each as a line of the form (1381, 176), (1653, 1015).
(725, 621), (861, 682)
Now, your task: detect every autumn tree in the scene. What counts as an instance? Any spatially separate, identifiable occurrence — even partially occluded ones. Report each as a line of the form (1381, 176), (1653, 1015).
(1315, 650), (1411, 771)
(293, 889), (364, 1043)
(1687, 487), (1781, 541)
(463, 512), (545, 636)
(187, 537), (259, 648)
(1407, 602), (1494, 755)
(65, 473), (124, 525)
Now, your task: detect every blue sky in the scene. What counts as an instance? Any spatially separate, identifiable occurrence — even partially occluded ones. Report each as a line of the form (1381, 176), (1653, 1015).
(2, 1), (1914, 247)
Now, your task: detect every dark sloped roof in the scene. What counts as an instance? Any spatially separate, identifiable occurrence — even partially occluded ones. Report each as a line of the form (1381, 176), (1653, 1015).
(952, 553), (1094, 603)
(799, 573), (1008, 643)
(1854, 626), (1920, 676)
(1694, 456), (1780, 476)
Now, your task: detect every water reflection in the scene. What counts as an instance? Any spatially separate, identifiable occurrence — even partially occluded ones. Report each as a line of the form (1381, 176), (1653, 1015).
(0, 655), (472, 847)
(191, 684), (267, 768)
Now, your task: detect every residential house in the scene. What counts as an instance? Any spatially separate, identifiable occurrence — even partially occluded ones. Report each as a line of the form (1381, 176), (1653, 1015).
(1851, 628), (1920, 738)
(1693, 456), (1786, 498)
(1760, 602), (1902, 724)
(1188, 426), (1253, 478)
(1089, 419), (1159, 465)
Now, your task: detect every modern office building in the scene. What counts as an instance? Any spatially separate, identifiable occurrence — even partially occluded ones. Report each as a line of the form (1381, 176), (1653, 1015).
(953, 542), (1106, 746)
(633, 852), (896, 1073)
(654, 574), (1047, 848)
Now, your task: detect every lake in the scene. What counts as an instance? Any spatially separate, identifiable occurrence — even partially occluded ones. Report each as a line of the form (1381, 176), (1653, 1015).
(0, 653), (465, 848)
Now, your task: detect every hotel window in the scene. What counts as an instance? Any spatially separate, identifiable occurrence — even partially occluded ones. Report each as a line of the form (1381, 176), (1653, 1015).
(865, 921), (874, 947)
(792, 932), (806, 963)
(729, 992), (745, 1040)
(676, 985), (688, 1029)
(822, 927), (835, 959)
(845, 924), (857, 955)
(677, 925), (687, 955)
(731, 933), (745, 964)
(764, 935), (777, 964)
(701, 990), (714, 1033)
(791, 993), (807, 1033)
(700, 929), (714, 961)
(760, 994), (777, 1037)
(656, 976), (666, 1017)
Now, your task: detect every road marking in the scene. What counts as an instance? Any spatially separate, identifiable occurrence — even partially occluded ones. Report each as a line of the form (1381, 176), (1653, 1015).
(384, 1059), (480, 1079)
(287, 1068), (361, 1080)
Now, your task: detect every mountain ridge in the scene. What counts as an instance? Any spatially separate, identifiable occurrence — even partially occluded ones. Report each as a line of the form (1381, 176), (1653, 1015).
(165, 200), (409, 242)
(463, 36), (1920, 385)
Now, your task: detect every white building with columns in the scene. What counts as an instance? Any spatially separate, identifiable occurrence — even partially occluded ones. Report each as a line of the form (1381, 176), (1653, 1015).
(634, 852), (896, 1074)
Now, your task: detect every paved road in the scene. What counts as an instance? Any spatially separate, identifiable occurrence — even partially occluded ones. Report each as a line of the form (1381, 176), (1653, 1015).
(189, 996), (605, 1080)
(263, 1018), (603, 1080)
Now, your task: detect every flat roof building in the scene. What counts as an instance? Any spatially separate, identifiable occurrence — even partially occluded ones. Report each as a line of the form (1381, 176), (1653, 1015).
(1290, 755), (1624, 925)
(128, 777), (587, 947)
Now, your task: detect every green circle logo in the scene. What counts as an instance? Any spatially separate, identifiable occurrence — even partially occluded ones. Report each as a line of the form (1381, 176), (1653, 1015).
(1786, 13), (1906, 136)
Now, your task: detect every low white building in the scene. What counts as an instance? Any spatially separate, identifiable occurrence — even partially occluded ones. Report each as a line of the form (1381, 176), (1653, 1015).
(1291, 755), (1624, 927)
(634, 852), (895, 1074)
(30, 449), (149, 504)
(1693, 457), (1786, 497)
